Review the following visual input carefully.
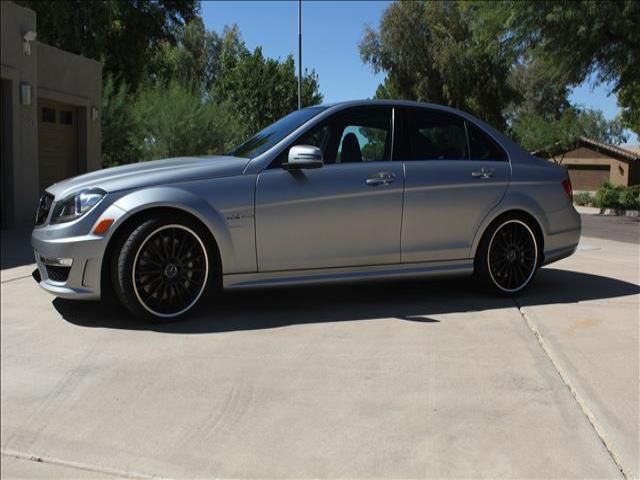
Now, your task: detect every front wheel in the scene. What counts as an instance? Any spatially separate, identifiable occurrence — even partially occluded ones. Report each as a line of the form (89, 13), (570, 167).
(475, 217), (539, 294)
(113, 216), (211, 320)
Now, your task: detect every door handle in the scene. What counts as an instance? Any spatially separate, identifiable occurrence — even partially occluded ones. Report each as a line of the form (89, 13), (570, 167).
(471, 168), (495, 179)
(366, 171), (396, 186)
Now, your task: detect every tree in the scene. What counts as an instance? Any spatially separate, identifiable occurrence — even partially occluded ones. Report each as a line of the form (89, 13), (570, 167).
(101, 77), (142, 166)
(132, 81), (240, 161)
(148, 17), (221, 95)
(211, 27), (323, 139)
(359, 1), (517, 130)
(513, 107), (628, 162)
(475, 0), (640, 135)
(17, 0), (199, 89)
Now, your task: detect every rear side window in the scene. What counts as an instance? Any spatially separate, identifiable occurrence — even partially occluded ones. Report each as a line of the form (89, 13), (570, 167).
(467, 121), (507, 162)
(407, 109), (468, 160)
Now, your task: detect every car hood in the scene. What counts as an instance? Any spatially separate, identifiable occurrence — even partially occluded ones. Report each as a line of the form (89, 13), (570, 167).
(46, 155), (251, 199)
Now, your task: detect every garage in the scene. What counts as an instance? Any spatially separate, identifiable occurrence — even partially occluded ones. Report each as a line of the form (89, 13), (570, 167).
(37, 98), (78, 192)
(566, 164), (611, 191)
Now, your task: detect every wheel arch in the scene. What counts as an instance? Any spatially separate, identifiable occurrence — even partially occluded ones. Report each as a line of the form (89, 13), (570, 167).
(471, 207), (546, 263)
(100, 204), (225, 300)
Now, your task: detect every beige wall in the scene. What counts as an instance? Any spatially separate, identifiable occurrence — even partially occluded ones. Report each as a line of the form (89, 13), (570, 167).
(1, 1), (38, 227)
(37, 43), (102, 174)
(560, 146), (629, 186)
(0, 1), (101, 227)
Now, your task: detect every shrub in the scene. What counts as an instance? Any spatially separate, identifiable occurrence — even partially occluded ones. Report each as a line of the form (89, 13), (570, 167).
(101, 77), (143, 167)
(594, 182), (640, 210)
(618, 185), (640, 210)
(573, 192), (593, 206)
(131, 81), (242, 162)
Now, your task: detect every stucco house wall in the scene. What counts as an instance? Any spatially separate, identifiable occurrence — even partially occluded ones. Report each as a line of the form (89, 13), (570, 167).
(1, 1), (102, 228)
(1, 1), (38, 228)
(562, 146), (629, 186)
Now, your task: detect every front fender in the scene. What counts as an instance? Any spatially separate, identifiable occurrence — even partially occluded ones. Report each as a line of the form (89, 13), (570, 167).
(112, 183), (252, 275)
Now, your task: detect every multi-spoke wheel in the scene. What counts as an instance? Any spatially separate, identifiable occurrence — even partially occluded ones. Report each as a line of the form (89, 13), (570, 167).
(113, 216), (213, 320)
(475, 216), (539, 294)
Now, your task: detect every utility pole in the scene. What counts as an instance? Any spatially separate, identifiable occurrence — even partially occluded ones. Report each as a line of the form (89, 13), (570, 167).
(298, 0), (302, 110)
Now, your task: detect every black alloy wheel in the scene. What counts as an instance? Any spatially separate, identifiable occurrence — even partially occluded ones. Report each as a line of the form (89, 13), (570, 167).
(487, 219), (538, 293)
(132, 225), (208, 317)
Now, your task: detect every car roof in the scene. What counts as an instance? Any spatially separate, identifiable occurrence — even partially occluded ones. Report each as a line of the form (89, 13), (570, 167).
(316, 99), (462, 114)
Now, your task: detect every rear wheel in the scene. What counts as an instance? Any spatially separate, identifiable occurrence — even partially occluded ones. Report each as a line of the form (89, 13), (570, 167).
(475, 216), (539, 294)
(113, 215), (211, 320)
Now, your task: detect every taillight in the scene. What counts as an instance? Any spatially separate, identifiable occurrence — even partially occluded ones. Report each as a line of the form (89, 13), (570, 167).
(562, 177), (573, 202)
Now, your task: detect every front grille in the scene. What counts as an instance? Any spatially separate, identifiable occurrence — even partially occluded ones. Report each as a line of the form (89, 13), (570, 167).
(45, 265), (71, 283)
(35, 193), (54, 225)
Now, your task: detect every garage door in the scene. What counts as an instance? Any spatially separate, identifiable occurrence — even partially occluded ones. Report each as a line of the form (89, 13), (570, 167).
(567, 164), (610, 191)
(38, 99), (78, 191)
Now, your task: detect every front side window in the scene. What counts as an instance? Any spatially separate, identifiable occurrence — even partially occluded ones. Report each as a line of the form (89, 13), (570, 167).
(407, 109), (468, 161)
(228, 106), (327, 159)
(277, 106), (393, 166)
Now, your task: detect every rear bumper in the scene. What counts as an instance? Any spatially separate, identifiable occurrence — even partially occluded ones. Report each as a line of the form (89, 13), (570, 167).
(542, 206), (581, 266)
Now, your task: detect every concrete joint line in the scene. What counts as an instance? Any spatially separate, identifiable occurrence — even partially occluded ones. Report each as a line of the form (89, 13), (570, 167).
(1, 448), (157, 479)
(514, 301), (630, 479)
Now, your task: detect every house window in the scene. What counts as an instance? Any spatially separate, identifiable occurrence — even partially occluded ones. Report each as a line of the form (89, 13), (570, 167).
(59, 110), (73, 125)
(42, 107), (56, 123)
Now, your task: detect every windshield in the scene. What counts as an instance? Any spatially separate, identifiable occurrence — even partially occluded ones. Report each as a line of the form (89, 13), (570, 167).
(228, 106), (327, 158)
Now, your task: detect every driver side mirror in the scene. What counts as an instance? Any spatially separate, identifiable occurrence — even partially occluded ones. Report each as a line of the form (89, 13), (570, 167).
(283, 145), (324, 170)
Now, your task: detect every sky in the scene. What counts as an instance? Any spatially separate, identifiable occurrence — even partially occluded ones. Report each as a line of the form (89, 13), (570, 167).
(201, 0), (637, 144)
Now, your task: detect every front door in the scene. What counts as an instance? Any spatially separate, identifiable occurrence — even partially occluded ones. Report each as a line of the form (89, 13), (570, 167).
(255, 106), (404, 272)
(400, 108), (511, 262)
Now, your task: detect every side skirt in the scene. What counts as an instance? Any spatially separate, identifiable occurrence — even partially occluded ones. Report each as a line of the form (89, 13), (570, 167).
(223, 259), (473, 290)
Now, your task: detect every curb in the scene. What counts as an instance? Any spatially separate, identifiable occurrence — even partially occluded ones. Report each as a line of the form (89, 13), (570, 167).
(574, 205), (639, 217)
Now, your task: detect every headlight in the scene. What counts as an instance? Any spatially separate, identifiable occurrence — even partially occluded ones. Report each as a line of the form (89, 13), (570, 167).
(51, 189), (106, 224)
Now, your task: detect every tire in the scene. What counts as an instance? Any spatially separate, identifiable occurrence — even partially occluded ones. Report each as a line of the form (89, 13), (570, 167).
(113, 214), (212, 321)
(474, 215), (540, 295)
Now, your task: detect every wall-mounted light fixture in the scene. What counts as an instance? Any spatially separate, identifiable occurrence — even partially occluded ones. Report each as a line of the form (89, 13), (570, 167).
(23, 30), (37, 55)
(91, 107), (99, 121)
(20, 83), (32, 105)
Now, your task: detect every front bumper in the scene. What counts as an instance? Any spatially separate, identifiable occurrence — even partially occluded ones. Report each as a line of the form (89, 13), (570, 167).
(32, 201), (129, 300)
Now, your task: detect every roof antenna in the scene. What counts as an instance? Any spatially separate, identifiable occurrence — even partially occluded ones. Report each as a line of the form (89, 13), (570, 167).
(298, 0), (302, 110)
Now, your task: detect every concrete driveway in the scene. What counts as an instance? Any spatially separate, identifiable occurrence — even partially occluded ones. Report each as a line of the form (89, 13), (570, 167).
(1, 216), (638, 478)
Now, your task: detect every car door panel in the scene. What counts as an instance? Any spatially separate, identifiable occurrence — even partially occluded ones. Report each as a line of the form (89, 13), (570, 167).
(256, 162), (404, 271)
(402, 160), (510, 262)
(399, 107), (511, 263)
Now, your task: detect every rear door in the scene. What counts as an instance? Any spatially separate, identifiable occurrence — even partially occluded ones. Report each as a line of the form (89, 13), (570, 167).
(400, 108), (510, 262)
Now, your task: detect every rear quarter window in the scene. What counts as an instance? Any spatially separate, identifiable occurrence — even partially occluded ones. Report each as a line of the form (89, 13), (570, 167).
(467, 121), (508, 162)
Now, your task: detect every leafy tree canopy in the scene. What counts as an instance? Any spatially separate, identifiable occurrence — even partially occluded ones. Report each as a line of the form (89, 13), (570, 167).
(101, 24), (322, 166)
(473, 0), (640, 134)
(17, 0), (199, 89)
(210, 26), (323, 140)
(360, 0), (518, 130)
(514, 108), (628, 159)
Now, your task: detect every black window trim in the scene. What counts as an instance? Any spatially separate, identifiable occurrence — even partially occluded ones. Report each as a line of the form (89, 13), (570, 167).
(463, 119), (472, 160)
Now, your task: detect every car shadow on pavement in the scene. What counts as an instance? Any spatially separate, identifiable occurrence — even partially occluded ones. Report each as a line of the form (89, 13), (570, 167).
(53, 267), (639, 334)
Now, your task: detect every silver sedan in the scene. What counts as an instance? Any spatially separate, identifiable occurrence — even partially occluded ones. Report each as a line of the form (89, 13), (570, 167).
(31, 100), (581, 320)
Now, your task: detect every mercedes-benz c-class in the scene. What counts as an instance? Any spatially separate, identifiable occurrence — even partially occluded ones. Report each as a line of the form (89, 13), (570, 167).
(32, 100), (581, 320)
